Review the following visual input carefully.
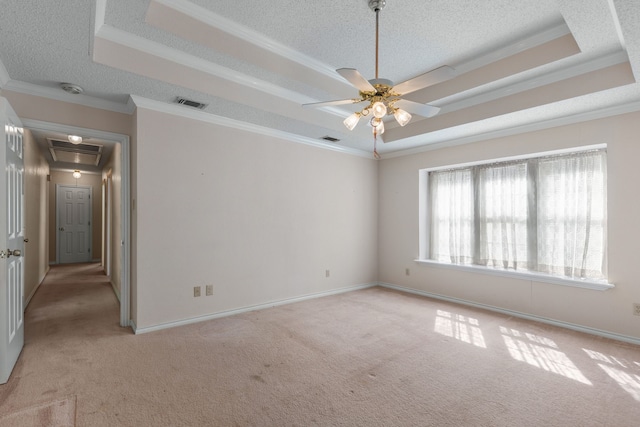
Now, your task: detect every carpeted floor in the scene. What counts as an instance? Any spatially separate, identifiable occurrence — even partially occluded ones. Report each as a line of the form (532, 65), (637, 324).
(1, 263), (639, 426)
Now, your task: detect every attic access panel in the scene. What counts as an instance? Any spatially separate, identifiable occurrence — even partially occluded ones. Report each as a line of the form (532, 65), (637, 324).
(48, 139), (103, 166)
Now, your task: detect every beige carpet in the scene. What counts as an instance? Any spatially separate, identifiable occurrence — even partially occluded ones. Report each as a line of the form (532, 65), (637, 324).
(1, 263), (640, 426)
(0, 396), (76, 426)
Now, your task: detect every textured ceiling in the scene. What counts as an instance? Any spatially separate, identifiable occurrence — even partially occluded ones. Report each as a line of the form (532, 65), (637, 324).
(1, 0), (640, 159)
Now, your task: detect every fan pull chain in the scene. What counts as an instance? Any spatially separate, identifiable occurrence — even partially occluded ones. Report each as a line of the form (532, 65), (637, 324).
(373, 128), (381, 159)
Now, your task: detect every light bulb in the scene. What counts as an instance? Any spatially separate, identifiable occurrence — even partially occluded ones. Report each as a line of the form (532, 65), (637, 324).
(372, 101), (387, 119)
(343, 112), (361, 131)
(68, 135), (83, 145)
(393, 108), (412, 126)
(370, 118), (385, 134)
(72, 170), (82, 179)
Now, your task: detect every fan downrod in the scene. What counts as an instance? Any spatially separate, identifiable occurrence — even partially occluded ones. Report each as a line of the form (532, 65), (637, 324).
(368, 0), (386, 12)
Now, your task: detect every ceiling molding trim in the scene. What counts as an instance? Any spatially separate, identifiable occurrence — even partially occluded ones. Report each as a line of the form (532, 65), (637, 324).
(381, 100), (640, 159)
(440, 50), (631, 114)
(0, 57), (10, 88)
(96, 25), (312, 105)
(150, 0), (339, 80)
(454, 20), (571, 74)
(2, 80), (132, 114)
(129, 95), (372, 159)
(95, 0), (107, 34)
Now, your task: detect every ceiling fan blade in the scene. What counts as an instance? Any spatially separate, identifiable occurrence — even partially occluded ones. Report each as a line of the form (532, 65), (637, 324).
(392, 65), (457, 95)
(337, 68), (376, 93)
(302, 98), (362, 108)
(394, 99), (440, 118)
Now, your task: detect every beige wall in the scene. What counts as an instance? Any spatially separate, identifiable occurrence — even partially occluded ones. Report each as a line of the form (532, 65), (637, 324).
(102, 143), (122, 296)
(23, 128), (50, 305)
(133, 107), (378, 329)
(378, 112), (640, 340)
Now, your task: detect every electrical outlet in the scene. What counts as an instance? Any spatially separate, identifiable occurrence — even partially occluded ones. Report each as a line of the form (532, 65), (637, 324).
(206, 285), (213, 296)
(633, 303), (640, 316)
(325, 269), (330, 278)
(405, 268), (410, 276)
(194, 286), (201, 297)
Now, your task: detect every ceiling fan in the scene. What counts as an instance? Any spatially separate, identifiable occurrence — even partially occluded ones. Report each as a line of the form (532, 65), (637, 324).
(303, 0), (456, 158)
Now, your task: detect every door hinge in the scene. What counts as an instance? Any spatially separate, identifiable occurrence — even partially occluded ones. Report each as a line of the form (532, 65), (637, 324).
(88, 221), (91, 225)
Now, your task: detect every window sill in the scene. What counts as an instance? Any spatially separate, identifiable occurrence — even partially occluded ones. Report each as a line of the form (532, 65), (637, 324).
(414, 259), (614, 291)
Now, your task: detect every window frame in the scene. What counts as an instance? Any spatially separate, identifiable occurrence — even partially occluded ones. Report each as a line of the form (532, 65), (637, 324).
(417, 144), (613, 291)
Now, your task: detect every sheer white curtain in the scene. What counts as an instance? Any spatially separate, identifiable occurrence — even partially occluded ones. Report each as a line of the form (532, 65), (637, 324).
(428, 149), (607, 281)
(430, 168), (474, 264)
(536, 151), (607, 280)
(476, 162), (529, 270)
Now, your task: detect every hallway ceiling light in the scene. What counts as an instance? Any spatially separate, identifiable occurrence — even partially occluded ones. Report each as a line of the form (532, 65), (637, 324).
(72, 170), (82, 179)
(68, 135), (83, 144)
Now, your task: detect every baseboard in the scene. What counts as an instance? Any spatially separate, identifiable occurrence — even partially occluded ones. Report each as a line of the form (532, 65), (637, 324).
(24, 266), (50, 309)
(110, 281), (121, 302)
(378, 282), (640, 346)
(133, 282), (377, 335)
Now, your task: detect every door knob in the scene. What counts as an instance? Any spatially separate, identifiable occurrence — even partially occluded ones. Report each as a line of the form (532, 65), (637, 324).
(59, 227), (64, 231)
(7, 249), (21, 257)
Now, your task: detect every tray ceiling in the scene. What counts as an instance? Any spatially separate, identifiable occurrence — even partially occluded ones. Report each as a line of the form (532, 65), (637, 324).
(1, 0), (640, 158)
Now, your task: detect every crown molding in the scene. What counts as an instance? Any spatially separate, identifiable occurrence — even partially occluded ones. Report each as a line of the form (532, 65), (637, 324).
(150, 0), (340, 81)
(455, 20), (571, 75)
(96, 25), (312, 105)
(381, 99), (640, 159)
(3, 80), (133, 115)
(129, 95), (373, 159)
(440, 49), (631, 113)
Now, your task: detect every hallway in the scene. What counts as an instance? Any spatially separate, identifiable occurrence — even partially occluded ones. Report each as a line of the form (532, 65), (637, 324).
(0, 263), (127, 425)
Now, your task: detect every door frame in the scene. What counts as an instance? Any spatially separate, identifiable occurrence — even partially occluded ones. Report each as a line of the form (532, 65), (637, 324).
(55, 184), (93, 265)
(22, 119), (131, 328)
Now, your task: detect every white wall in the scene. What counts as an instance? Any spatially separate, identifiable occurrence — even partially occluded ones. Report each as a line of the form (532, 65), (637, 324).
(133, 107), (379, 329)
(378, 112), (640, 340)
(23, 128), (49, 305)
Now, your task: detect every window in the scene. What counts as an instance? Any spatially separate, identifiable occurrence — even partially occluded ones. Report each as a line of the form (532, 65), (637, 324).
(423, 148), (607, 283)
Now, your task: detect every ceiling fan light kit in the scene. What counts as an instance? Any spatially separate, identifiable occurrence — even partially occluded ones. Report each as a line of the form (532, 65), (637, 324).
(303, 0), (457, 157)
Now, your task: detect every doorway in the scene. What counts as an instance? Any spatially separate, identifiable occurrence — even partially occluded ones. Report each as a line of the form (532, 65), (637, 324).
(23, 119), (131, 328)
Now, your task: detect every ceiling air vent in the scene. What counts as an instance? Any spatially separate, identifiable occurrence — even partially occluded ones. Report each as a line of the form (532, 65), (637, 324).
(321, 136), (340, 142)
(175, 97), (208, 110)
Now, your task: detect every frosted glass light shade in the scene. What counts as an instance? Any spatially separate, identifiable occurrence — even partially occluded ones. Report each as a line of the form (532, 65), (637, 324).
(394, 108), (412, 126)
(372, 102), (387, 118)
(343, 112), (361, 130)
(72, 170), (82, 179)
(370, 117), (385, 134)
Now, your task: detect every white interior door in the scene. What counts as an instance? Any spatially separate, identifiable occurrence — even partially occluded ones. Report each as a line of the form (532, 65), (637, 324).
(0, 98), (25, 384)
(57, 185), (92, 264)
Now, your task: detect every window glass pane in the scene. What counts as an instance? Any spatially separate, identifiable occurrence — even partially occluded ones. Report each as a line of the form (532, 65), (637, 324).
(429, 168), (474, 264)
(536, 151), (607, 280)
(426, 148), (607, 282)
(476, 162), (529, 270)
